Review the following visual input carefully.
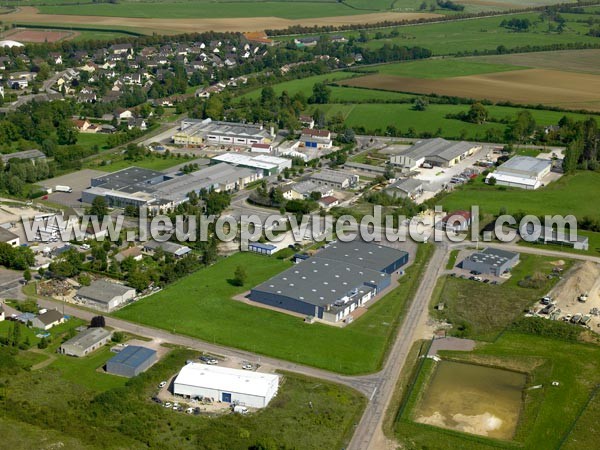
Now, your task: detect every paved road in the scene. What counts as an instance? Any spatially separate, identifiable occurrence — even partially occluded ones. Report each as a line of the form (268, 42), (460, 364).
(347, 245), (447, 450)
(35, 297), (376, 397)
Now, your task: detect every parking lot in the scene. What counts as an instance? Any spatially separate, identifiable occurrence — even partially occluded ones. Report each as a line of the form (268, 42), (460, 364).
(42, 169), (106, 209)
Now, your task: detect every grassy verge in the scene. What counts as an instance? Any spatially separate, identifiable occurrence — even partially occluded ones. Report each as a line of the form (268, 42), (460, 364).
(115, 245), (434, 374)
(445, 249), (459, 270)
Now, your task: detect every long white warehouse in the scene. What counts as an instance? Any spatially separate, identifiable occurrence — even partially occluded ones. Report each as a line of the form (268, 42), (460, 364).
(173, 363), (280, 408)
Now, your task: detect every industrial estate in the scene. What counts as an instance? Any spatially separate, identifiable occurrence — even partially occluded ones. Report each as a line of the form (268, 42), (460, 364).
(0, 0), (600, 449)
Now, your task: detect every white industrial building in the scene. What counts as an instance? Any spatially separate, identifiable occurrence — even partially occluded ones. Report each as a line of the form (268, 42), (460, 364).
(173, 363), (280, 408)
(173, 118), (273, 147)
(486, 156), (552, 190)
(211, 153), (291, 176)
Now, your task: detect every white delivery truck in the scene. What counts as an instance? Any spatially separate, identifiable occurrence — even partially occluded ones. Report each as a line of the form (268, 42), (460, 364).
(55, 185), (73, 193)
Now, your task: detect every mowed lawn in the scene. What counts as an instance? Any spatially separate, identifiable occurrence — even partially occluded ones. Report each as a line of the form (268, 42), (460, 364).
(115, 246), (433, 374)
(440, 171), (600, 221)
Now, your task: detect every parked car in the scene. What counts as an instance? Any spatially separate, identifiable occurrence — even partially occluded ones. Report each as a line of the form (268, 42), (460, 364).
(158, 381), (167, 388)
(242, 363), (253, 370)
(199, 355), (218, 365)
(164, 402), (172, 408)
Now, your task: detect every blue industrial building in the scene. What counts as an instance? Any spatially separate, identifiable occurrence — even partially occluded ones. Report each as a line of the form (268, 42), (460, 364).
(248, 242), (277, 256)
(249, 240), (409, 323)
(106, 345), (157, 378)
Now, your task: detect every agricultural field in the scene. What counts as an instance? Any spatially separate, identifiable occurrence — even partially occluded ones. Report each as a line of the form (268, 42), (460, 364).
(340, 69), (600, 111)
(115, 245), (433, 375)
(466, 49), (600, 75)
(1, 27), (73, 42)
(367, 59), (527, 78)
(279, 12), (599, 55)
(3, 5), (438, 34)
(395, 331), (600, 449)
(311, 102), (593, 140)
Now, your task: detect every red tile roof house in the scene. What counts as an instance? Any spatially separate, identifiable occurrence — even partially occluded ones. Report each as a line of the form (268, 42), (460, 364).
(437, 210), (472, 232)
(318, 195), (339, 209)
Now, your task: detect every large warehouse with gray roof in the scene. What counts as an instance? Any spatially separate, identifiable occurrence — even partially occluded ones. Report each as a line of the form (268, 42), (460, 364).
(248, 240), (409, 323)
(82, 163), (258, 212)
(390, 138), (481, 173)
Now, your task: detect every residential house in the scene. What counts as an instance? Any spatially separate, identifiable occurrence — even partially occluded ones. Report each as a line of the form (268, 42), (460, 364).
(32, 309), (65, 330)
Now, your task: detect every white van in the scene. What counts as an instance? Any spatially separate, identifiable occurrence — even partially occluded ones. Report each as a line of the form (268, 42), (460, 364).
(233, 405), (248, 415)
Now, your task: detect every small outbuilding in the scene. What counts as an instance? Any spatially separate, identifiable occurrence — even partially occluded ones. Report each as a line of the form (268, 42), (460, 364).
(106, 345), (157, 378)
(248, 242), (277, 256)
(60, 327), (112, 357)
(174, 363), (280, 408)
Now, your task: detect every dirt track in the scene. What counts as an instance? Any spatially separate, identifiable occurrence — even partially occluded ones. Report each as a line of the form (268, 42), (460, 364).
(5, 7), (438, 34)
(341, 69), (600, 111)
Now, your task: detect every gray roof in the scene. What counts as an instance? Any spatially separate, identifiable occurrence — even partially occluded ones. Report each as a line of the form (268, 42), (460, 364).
(386, 178), (423, 194)
(310, 169), (353, 184)
(0, 227), (19, 243)
(108, 345), (156, 368)
(77, 280), (135, 304)
(179, 118), (270, 140)
(1, 149), (46, 163)
(91, 167), (165, 192)
(467, 247), (518, 267)
(87, 163), (254, 206)
(143, 240), (191, 256)
(496, 156), (551, 176)
(61, 327), (111, 350)
(251, 240), (407, 309)
(35, 309), (63, 326)
(403, 138), (476, 163)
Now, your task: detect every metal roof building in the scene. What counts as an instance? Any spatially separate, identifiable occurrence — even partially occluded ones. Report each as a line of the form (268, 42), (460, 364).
(76, 280), (136, 312)
(60, 327), (112, 357)
(174, 363), (280, 408)
(249, 240), (409, 323)
(310, 169), (359, 189)
(462, 247), (520, 276)
(106, 345), (157, 378)
(390, 138), (480, 172)
(486, 156), (552, 190)
(82, 163), (258, 211)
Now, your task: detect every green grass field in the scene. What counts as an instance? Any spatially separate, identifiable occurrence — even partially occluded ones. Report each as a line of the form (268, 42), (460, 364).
(37, 1), (368, 19)
(115, 245), (433, 375)
(87, 154), (194, 172)
(369, 59), (527, 78)
(395, 331), (600, 449)
(431, 253), (572, 340)
(440, 171), (600, 223)
(76, 133), (111, 151)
